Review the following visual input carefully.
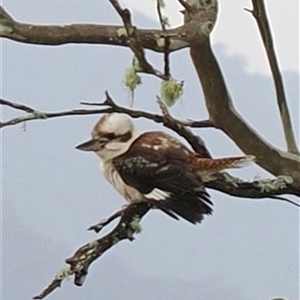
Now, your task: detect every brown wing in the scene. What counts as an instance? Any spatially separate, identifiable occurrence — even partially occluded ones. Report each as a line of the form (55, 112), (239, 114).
(113, 131), (213, 224)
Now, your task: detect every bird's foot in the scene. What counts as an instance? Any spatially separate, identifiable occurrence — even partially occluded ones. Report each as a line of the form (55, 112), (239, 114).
(87, 206), (128, 233)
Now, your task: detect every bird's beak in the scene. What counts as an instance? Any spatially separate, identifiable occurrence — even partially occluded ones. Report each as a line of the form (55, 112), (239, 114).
(75, 138), (108, 152)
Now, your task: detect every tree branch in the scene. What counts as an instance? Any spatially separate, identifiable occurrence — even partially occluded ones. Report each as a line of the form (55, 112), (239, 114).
(33, 202), (151, 299)
(108, 0), (169, 80)
(0, 96), (213, 131)
(184, 3), (300, 189)
(156, 0), (171, 78)
(245, 0), (299, 155)
(209, 173), (300, 202)
(0, 98), (35, 113)
(0, 5), (188, 51)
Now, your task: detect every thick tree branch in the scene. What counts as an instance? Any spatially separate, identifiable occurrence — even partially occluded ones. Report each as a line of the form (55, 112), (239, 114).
(245, 0), (299, 155)
(183, 2), (300, 189)
(0, 5), (188, 51)
(190, 40), (300, 189)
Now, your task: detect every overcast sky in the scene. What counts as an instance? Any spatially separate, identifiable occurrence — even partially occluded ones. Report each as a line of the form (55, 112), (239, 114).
(2, 1), (299, 300)
(121, 0), (299, 74)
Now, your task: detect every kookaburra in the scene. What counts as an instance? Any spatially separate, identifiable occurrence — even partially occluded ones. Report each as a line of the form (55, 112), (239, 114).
(76, 113), (254, 224)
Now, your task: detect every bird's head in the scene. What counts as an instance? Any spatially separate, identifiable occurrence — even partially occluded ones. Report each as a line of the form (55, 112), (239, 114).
(76, 113), (140, 161)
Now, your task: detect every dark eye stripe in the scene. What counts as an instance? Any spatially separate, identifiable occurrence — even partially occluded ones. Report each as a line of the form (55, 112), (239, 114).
(99, 131), (132, 142)
(101, 132), (116, 140)
(119, 131), (132, 142)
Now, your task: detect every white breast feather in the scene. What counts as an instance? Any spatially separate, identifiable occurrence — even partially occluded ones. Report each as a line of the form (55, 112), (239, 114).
(101, 162), (144, 203)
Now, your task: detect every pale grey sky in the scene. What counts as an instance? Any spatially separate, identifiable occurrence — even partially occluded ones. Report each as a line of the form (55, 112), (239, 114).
(2, 1), (299, 300)
(122, 0), (299, 74)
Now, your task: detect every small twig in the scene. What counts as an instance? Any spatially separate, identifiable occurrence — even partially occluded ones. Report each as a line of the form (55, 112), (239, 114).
(156, 1), (167, 32)
(156, 0), (171, 78)
(108, 0), (169, 80)
(0, 107), (114, 129)
(87, 206), (126, 233)
(0, 98), (35, 113)
(32, 279), (62, 299)
(266, 196), (300, 207)
(247, 0), (299, 155)
(177, 0), (193, 13)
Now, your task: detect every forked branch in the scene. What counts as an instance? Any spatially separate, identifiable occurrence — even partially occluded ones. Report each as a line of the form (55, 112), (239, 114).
(108, 0), (170, 80)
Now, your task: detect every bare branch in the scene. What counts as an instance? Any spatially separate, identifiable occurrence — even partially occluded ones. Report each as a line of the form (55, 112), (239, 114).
(108, 0), (169, 80)
(0, 95), (214, 131)
(0, 5), (188, 51)
(156, 0), (171, 78)
(246, 0), (299, 155)
(209, 173), (300, 203)
(33, 202), (151, 299)
(0, 98), (35, 113)
(187, 17), (300, 189)
(0, 100), (114, 128)
(32, 173), (299, 299)
(32, 170), (299, 299)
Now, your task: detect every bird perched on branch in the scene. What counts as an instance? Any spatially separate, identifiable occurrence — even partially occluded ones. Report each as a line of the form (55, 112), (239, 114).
(76, 113), (254, 224)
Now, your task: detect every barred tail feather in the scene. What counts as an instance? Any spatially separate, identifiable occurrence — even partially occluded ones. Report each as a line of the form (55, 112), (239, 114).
(195, 155), (255, 182)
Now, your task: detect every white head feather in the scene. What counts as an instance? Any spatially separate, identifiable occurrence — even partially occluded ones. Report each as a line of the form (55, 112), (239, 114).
(96, 113), (134, 136)
(91, 113), (141, 162)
